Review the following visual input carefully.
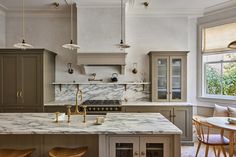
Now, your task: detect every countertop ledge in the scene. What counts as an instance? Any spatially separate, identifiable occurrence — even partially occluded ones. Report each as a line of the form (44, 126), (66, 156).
(0, 113), (182, 135)
(44, 101), (193, 107)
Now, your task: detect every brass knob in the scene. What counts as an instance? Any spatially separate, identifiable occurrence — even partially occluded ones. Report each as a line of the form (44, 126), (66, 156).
(141, 151), (145, 156)
(134, 151), (139, 156)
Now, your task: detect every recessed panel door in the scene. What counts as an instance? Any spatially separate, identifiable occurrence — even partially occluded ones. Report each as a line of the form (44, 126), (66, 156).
(18, 54), (43, 107)
(0, 54), (19, 107)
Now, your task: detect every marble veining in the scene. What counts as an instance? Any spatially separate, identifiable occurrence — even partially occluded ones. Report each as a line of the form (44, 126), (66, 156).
(0, 113), (182, 135)
(55, 84), (150, 102)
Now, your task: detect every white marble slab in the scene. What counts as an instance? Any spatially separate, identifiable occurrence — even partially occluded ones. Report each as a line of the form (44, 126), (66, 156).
(0, 113), (182, 135)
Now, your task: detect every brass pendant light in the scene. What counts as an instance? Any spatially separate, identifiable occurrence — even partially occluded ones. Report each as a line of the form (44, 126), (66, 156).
(14, 0), (33, 49)
(62, 0), (80, 50)
(228, 41), (236, 49)
(116, 0), (130, 49)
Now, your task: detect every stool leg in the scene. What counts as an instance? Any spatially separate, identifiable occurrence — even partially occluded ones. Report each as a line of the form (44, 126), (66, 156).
(220, 146), (227, 157)
(213, 146), (217, 157)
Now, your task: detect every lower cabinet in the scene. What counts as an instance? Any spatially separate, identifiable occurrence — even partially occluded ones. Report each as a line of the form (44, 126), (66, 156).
(124, 106), (193, 145)
(106, 135), (180, 157)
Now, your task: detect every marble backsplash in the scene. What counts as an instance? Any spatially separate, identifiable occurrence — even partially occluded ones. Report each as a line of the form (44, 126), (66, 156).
(55, 84), (150, 102)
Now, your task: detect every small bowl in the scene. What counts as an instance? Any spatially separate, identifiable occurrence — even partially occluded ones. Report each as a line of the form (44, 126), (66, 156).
(228, 118), (236, 124)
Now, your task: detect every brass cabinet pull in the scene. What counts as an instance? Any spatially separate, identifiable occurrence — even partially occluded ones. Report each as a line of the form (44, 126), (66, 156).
(134, 151), (139, 156)
(19, 91), (24, 103)
(141, 151), (145, 156)
(16, 91), (20, 97)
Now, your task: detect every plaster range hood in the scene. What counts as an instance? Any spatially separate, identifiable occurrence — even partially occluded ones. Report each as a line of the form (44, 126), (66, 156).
(77, 52), (127, 74)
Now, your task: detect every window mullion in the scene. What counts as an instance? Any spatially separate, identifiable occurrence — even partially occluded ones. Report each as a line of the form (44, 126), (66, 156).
(220, 61), (223, 96)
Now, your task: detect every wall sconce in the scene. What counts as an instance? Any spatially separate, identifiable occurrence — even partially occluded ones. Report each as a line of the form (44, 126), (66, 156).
(67, 63), (74, 74)
(132, 63), (138, 74)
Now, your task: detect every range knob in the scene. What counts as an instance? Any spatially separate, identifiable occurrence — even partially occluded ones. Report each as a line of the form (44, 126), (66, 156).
(101, 108), (104, 111)
(93, 107), (96, 111)
(115, 107), (118, 111)
(105, 108), (108, 111)
(88, 107), (91, 111)
(110, 107), (113, 111)
(97, 108), (100, 111)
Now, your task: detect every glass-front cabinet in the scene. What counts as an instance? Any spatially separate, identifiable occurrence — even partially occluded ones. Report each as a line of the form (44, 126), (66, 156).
(149, 51), (188, 102)
(109, 136), (170, 157)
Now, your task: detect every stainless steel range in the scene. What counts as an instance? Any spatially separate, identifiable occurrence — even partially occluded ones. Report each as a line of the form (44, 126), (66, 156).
(82, 100), (122, 115)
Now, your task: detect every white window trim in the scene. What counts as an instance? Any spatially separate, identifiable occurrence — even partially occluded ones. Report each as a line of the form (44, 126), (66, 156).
(197, 15), (236, 103)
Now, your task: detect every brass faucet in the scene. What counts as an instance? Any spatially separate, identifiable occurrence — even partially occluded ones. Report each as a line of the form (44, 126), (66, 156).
(66, 89), (87, 123)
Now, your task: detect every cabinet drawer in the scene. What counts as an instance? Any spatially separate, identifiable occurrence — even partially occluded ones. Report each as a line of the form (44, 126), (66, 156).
(125, 107), (157, 112)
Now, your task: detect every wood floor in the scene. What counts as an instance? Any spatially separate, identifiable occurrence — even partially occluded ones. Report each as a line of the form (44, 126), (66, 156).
(181, 142), (236, 157)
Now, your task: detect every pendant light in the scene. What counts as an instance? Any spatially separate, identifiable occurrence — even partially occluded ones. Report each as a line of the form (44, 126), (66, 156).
(62, 1), (80, 50)
(116, 0), (130, 49)
(14, 0), (33, 49)
(228, 41), (236, 49)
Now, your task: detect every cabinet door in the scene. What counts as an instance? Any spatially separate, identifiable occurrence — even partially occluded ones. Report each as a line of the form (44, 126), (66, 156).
(169, 57), (186, 102)
(0, 54), (19, 107)
(173, 107), (192, 142)
(109, 136), (139, 157)
(155, 57), (170, 102)
(157, 107), (173, 122)
(140, 137), (170, 157)
(18, 54), (43, 108)
(125, 107), (157, 113)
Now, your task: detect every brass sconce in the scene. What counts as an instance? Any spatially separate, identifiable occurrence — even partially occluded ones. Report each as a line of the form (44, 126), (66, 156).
(132, 63), (138, 74)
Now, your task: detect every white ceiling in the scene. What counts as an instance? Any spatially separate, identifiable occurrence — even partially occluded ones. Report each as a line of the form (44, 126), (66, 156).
(0, 0), (232, 11)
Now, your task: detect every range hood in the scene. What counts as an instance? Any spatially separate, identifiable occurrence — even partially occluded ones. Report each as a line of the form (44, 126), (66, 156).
(77, 53), (127, 74)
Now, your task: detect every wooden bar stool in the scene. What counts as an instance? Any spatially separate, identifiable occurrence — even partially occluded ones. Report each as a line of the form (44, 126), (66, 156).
(49, 146), (88, 157)
(0, 148), (35, 157)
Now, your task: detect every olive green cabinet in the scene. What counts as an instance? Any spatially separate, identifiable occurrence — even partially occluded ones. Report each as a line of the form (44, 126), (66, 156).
(0, 49), (56, 112)
(124, 105), (193, 145)
(148, 51), (188, 102)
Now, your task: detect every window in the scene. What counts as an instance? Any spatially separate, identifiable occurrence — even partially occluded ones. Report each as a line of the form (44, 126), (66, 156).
(200, 22), (236, 99)
(203, 53), (236, 98)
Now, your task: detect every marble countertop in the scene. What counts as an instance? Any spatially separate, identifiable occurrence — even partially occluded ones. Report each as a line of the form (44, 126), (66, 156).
(0, 113), (182, 135)
(44, 101), (193, 107)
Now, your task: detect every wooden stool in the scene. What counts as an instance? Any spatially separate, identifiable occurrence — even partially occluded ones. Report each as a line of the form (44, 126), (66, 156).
(0, 148), (35, 157)
(49, 146), (88, 157)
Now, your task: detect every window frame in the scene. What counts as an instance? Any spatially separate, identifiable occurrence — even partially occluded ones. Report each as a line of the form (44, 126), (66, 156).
(197, 16), (236, 103)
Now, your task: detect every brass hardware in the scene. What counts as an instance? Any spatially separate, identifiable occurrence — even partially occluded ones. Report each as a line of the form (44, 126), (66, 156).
(17, 91), (20, 97)
(141, 151), (145, 156)
(54, 112), (60, 123)
(19, 91), (24, 103)
(66, 89), (87, 123)
(88, 73), (103, 81)
(134, 151), (139, 156)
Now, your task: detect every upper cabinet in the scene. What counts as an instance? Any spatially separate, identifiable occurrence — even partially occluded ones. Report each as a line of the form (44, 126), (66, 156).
(0, 49), (56, 112)
(148, 51), (188, 102)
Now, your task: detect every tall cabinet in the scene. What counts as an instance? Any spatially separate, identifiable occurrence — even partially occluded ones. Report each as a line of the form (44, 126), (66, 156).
(0, 49), (56, 112)
(148, 51), (188, 102)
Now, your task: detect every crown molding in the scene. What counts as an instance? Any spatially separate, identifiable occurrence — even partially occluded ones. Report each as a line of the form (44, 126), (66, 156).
(127, 8), (203, 18)
(75, 0), (129, 8)
(204, 0), (236, 15)
(6, 10), (70, 18)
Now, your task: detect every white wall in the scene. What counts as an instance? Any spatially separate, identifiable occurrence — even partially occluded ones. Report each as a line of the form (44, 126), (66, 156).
(0, 9), (6, 47)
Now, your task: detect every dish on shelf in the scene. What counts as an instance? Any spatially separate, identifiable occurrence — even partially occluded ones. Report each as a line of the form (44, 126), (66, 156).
(228, 118), (236, 124)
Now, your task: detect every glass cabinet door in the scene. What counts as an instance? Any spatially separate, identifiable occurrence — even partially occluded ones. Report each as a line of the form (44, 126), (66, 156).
(170, 57), (183, 101)
(109, 137), (139, 157)
(140, 137), (169, 157)
(156, 58), (169, 101)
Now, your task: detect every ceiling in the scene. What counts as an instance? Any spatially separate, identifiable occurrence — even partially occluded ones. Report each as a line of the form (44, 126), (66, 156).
(0, 0), (232, 11)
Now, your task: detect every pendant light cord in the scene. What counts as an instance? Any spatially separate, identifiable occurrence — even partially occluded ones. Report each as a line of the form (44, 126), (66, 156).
(71, 0), (73, 43)
(22, 0), (25, 41)
(120, 0), (123, 41)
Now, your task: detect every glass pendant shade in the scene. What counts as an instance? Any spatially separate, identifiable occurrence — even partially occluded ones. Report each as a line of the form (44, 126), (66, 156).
(116, 40), (130, 49)
(14, 39), (33, 49)
(62, 40), (80, 50)
(63, 1), (80, 50)
(14, 0), (33, 49)
(228, 41), (236, 49)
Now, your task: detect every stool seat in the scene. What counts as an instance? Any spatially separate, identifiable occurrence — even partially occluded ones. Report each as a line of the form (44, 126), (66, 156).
(0, 148), (35, 157)
(49, 146), (88, 157)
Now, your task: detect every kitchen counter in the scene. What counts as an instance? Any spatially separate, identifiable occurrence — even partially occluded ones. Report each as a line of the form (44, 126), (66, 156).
(0, 113), (182, 135)
(44, 101), (193, 106)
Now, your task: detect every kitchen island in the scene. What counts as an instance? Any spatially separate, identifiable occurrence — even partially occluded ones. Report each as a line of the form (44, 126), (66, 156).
(0, 113), (182, 157)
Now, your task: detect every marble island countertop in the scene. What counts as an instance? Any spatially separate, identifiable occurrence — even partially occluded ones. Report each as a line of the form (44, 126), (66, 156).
(44, 101), (193, 106)
(0, 113), (182, 135)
